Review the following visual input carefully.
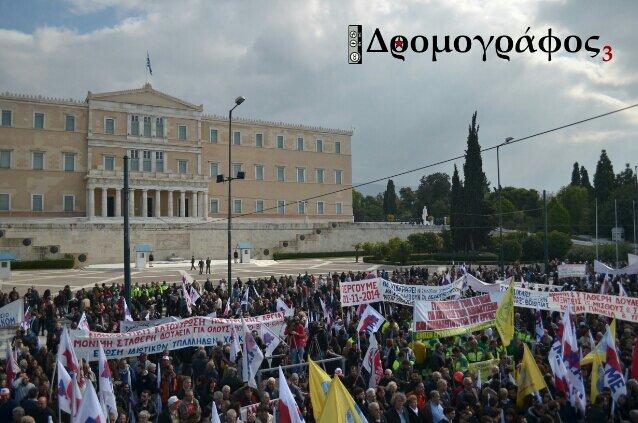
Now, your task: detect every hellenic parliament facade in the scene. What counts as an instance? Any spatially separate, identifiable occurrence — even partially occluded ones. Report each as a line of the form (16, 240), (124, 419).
(0, 83), (352, 222)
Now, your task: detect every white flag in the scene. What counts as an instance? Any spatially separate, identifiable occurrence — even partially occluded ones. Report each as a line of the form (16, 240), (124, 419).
(190, 286), (201, 304)
(211, 400), (222, 423)
(241, 317), (264, 388)
(123, 299), (133, 322)
(362, 334), (383, 388)
(261, 324), (282, 358)
(230, 324), (240, 363)
(618, 282), (628, 297)
(356, 305), (385, 334)
(75, 379), (107, 423)
(182, 278), (193, 314)
(98, 342), (118, 419)
(278, 366), (305, 422)
(78, 312), (90, 332)
(57, 360), (73, 414)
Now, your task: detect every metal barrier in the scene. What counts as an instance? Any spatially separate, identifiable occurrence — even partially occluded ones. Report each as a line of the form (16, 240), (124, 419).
(256, 355), (345, 386)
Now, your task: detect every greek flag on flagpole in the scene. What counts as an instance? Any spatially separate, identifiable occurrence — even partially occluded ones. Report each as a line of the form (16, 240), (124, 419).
(146, 51), (152, 75)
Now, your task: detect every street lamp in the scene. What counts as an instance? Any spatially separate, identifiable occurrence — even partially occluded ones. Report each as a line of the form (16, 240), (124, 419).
(497, 136), (514, 275)
(217, 96), (245, 296)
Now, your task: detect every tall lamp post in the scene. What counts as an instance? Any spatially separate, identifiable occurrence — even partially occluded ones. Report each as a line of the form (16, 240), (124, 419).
(497, 137), (513, 276)
(217, 96), (245, 296)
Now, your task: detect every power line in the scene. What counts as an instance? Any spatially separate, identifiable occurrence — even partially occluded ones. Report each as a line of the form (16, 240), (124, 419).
(179, 102), (638, 229)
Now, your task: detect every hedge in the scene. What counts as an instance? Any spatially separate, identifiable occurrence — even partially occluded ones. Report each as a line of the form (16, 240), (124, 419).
(12, 258), (75, 270)
(273, 251), (358, 260)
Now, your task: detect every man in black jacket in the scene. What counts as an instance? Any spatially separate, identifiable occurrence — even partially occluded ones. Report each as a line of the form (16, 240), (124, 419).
(385, 392), (412, 423)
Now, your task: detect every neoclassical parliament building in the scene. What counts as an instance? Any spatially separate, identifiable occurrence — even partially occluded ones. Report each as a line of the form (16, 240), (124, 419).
(0, 84), (353, 222)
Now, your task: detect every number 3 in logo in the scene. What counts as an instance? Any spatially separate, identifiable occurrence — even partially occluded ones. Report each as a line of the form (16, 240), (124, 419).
(602, 45), (612, 62)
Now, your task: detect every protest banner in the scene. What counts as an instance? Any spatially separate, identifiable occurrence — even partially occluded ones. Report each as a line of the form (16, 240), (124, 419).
(69, 311), (287, 361)
(120, 316), (180, 333)
(557, 264), (587, 279)
(0, 299), (23, 329)
(629, 253), (638, 265)
(514, 282), (561, 292)
(512, 288), (551, 311)
(413, 294), (498, 339)
(240, 399), (279, 420)
(468, 358), (499, 375)
(547, 291), (638, 322)
(379, 277), (462, 305)
(340, 279), (382, 307)
(464, 274), (513, 293)
(594, 260), (638, 276)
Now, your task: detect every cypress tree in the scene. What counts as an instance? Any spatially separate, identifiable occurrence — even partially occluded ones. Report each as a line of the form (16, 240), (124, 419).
(462, 111), (490, 250)
(382, 179), (398, 219)
(593, 149), (615, 202)
(571, 162), (581, 185)
(580, 166), (592, 191)
(450, 164), (465, 251)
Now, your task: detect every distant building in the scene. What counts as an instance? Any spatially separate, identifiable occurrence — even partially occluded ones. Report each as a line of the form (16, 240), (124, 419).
(0, 84), (353, 221)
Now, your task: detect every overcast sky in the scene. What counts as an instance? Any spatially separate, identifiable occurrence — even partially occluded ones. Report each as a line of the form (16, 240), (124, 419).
(1, 0), (636, 195)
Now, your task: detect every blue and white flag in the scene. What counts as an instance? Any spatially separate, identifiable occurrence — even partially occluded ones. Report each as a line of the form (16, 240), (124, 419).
(241, 317), (263, 388)
(146, 51), (152, 75)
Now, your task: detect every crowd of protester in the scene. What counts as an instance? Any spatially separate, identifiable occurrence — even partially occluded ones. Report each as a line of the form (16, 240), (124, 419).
(0, 259), (637, 423)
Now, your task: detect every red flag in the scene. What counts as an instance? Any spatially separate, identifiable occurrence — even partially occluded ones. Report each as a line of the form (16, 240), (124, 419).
(631, 335), (638, 379)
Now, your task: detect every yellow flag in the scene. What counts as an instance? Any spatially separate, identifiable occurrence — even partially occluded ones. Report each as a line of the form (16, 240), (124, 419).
(581, 319), (616, 365)
(495, 282), (514, 347)
(309, 359), (332, 420)
(516, 344), (547, 407)
(590, 348), (603, 403)
(318, 376), (368, 423)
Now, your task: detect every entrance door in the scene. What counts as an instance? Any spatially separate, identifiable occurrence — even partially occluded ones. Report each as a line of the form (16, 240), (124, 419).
(107, 196), (115, 217)
(185, 198), (190, 217)
(147, 197), (154, 217)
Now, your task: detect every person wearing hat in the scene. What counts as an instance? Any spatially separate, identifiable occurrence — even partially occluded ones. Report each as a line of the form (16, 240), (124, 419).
(0, 388), (17, 422)
(158, 396), (180, 423)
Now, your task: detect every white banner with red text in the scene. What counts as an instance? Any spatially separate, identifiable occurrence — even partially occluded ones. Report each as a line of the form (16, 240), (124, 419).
(69, 312), (287, 361)
(557, 264), (587, 279)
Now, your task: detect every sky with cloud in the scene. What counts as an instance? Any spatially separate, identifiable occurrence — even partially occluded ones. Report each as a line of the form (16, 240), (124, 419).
(1, 0), (636, 195)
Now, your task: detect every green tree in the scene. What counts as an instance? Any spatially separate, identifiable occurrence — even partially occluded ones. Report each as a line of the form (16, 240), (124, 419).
(615, 163), (634, 187)
(580, 166), (592, 191)
(547, 230), (572, 259)
(594, 149), (615, 202)
(450, 164), (465, 251)
(398, 187), (416, 221)
(556, 185), (590, 234)
(501, 238), (522, 262)
(416, 172), (451, 219)
(353, 190), (385, 222)
(571, 162), (581, 185)
(462, 112), (491, 250)
(407, 233), (443, 253)
(387, 237), (413, 264)
(522, 233), (544, 261)
(352, 189), (365, 222)
(383, 179), (398, 219)
(547, 197), (571, 233)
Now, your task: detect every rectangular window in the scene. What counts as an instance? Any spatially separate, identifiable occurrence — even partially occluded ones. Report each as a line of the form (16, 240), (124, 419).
(255, 165), (264, 181)
(63, 195), (74, 212)
(335, 141), (341, 154)
(34, 113), (44, 129)
(276, 166), (285, 182)
(233, 199), (242, 213)
(156, 117), (164, 137)
(296, 167), (305, 182)
(209, 162), (219, 178)
(255, 200), (264, 213)
(32, 152), (44, 170)
(0, 150), (10, 169)
(316, 168), (324, 184)
(104, 155), (115, 171)
(143, 116), (152, 137)
(0, 194), (9, 211)
(336, 202), (343, 214)
(210, 199), (219, 214)
(233, 131), (241, 145)
(105, 118), (114, 134)
(178, 125), (187, 140)
(277, 135), (284, 149)
(130, 150), (140, 171)
(142, 151), (152, 172)
(255, 133), (263, 148)
(335, 169), (343, 185)
(298, 201), (306, 214)
(316, 139), (323, 152)
(131, 115), (139, 136)
(63, 153), (75, 172)
(317, 201), (325, 215)
(232, 163), (243, 178)
(155, 152), (164, 173)
(1, 110), (11, 127)
(297, 137), (304, 151)
(178, 160), (187, 174)
(210, 128), (218, 143)
(65, 115), (75, 132)
(277, 200), (286, 215)
(32, 194), (43, 212)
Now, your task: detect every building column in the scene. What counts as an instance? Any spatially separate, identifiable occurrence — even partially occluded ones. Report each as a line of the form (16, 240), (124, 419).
(129, 188), (135, 216)
(167, 190), (174, 217)
(115, 188), (122, 217)
(101, 187), (108, 217)
(203, 192), (209, 219)
(155, 189), (161, 217)
(191, 191), (198, 218)
(142, 189), (148, 218)
(180, 191), (186, 217)
(86, 187), (95, 218)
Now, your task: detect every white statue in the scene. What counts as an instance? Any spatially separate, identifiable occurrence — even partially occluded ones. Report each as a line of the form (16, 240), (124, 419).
(422, 206), (430, 225)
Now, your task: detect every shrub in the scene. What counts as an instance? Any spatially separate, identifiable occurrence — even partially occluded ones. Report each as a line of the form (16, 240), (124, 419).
(272, 251), (357, 260)
(501, 238), (522, 262)
(387, 239), (413, 265)
(547, 231), (572, 259)
(407, 233), (443, 253)
(522, 234), (544, 261)
(12, 258), (75, 270)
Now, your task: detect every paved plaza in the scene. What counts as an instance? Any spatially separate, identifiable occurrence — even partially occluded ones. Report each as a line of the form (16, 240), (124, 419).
(1, 257), (394, 294)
